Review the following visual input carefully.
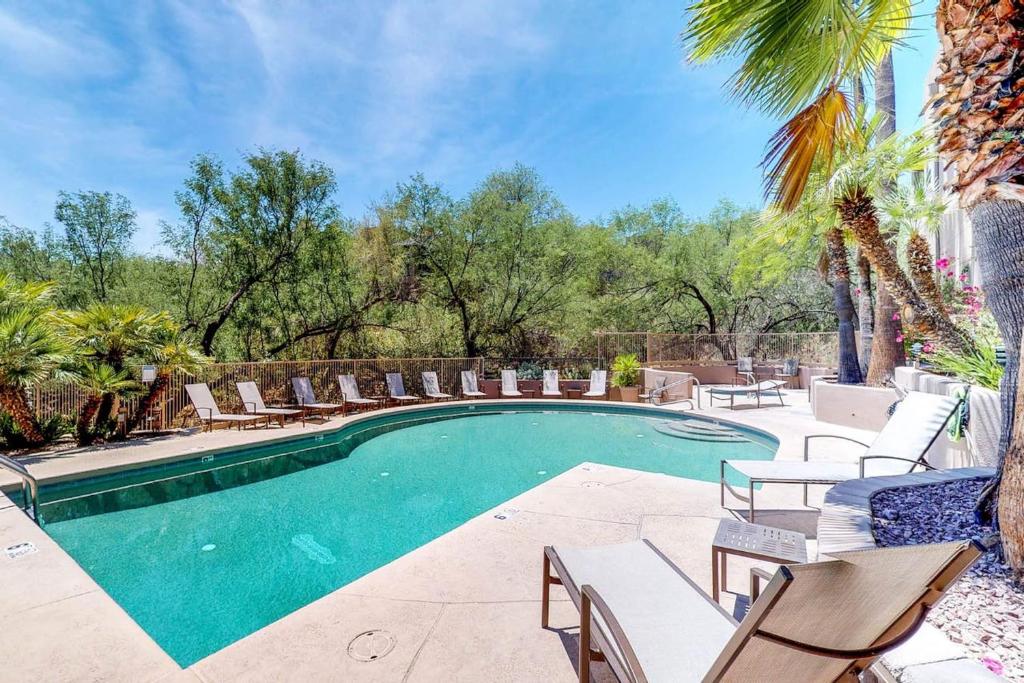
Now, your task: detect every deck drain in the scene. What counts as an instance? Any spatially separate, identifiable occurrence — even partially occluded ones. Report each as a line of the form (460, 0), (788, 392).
(347, 630), (396, 662)
(4, 542), (37, 560)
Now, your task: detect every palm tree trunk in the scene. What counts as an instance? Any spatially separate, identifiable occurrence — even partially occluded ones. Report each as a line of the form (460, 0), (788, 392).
(0, 387), (45, 446)
(973, 201), (1024, 534)
(906, 231), (946, 313)
(868, 280), (905, 386)
(825, 228), (863, 384)
(856, 250), (873, 374)
(126, 372), (170, 433)
(999, 339), (1024, 571)
(76, 395), (101, 446)
(836, 189), (976, 356)
(873, 50), (896, 142)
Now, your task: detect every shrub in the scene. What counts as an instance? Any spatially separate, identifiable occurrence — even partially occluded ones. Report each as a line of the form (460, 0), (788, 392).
(610, 353), (641, 388)
(0, 412), (71, 449)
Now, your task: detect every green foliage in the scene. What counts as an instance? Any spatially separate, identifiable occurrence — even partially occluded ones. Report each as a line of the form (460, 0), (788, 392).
(610, 354), (641, 388)
(53, 190), (137, 303)
(926, 345), (1003, 391)
(0, 412), (71, 449)
(0, 154), (835, 363)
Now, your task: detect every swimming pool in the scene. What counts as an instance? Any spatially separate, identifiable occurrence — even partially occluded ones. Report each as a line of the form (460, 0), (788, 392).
(40, 403), (775, 666)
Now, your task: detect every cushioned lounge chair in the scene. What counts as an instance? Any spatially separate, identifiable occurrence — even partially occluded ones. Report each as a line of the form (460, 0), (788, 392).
(235, 381), (304, 427)
(461, 370), (486, 399)
(421, 371), (454, 401)
(186, 383), (268, 431)
(734, 356), (756, 385)
(721, 391), (962, 521)
(500, 369), (522, 398)
(583, 370), (607, 399)
(541, 536), (992, 683)
(338, 374), (380, 412)
(708, 379), (787, 409)
(542, 369), (562, 398)
(386, 372), (421, 404)
(290, 377), (342, 417)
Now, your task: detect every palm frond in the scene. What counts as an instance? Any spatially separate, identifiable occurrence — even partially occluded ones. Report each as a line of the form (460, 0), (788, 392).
(763, 86), (858, 211)
(684, 0), (912, 116)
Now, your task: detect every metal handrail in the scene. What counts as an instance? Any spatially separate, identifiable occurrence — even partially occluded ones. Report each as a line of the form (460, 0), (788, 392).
(0, 454), (39, 523)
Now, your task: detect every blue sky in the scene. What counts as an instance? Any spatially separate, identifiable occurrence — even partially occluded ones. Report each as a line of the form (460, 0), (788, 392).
(0, 1), (938, 252)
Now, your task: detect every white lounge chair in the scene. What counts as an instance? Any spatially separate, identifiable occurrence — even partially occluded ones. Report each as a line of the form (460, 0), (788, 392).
(583, 370), (607, 399)
(460, 370), (486, 399)
(500, 369), (522, 398)
(542, 369), (562, 398)
(185, 383), (268, 431)
(236, 381), (304, 426)
(421, 371), (454, 401)
(708, 379), (788, 409)
(386, 372), (421, 404)
(290, 377), (342, 417)
(542, 536), (991, 683)
(722, 391), (963, 521)
(337, 375), (380, 412)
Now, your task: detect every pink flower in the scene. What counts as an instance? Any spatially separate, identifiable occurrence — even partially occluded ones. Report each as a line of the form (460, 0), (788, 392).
(981, 658), (1004, 676)
(946, 270), (955, 278)
(935, 257), (950, 270)
(854, 287), (862, 296)
(895, 334), (904, 343)
(962, 285), (974, 293)
(922, 343), (935, 353)
(959, 273), (968, 282)
(892, 312), (901, 321)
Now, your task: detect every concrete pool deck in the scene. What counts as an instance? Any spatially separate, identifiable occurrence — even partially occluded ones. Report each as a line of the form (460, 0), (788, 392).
(0, 392), (877, 681)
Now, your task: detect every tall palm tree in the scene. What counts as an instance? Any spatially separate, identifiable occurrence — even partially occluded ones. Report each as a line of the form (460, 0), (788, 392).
(930, 0), (1024, 566)
(74, 362), (138, 446)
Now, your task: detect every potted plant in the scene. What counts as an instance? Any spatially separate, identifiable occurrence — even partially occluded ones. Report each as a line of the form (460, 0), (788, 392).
(610, 353), (641, 402)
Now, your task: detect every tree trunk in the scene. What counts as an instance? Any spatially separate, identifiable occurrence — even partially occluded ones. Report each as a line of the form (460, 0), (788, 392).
(873, 51), (896, 142)
(972, 201), (1024, 532)
(0, 387), (45, 446)
(76, 395), (101, 446)
(998, 331), (1024, 572)
(94, 393), (116, 435)
(825, 228), (863, 384)
(867, 280), (905, 386)
(837, 190), (976, 356)
(126, 372), (170, 434)
(906, 231), (946, 313)
(856, 250), (873, 374)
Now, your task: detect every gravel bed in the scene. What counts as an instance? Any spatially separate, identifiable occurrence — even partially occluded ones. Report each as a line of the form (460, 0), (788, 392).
(872, 477), (1023, 680)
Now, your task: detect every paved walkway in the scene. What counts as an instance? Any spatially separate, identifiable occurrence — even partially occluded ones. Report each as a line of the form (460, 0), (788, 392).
(0, 392), (878, 681)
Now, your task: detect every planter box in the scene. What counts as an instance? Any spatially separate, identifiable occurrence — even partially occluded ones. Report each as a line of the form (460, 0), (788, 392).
(811, 381), (896, 431)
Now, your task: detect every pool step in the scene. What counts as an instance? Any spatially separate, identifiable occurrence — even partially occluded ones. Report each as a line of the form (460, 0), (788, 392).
(654, 421), (747, 443)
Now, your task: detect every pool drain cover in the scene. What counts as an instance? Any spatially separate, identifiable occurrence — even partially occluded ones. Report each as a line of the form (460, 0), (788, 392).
(347, 630), (396, 662)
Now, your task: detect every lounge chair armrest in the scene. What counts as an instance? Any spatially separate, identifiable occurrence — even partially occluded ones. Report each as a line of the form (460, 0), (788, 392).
(195, 406), (212, 422)
(803, 434), (870, 461)
(243, 401), (257, 414)
(750, 566), (775, 604)
(580, 584), (646, 682)
(858, 455), (936, 477)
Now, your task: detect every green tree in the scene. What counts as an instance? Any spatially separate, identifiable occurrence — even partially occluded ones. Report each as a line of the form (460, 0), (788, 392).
(53, 191), (137, 303)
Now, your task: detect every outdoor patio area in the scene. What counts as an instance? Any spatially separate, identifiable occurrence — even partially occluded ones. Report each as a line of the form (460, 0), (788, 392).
(0, 392), (886, 681)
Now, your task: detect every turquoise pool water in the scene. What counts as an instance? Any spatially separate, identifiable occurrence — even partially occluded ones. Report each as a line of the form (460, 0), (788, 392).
(42, 405), (774, 666)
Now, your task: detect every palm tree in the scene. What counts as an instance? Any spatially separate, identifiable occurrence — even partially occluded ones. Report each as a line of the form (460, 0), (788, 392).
(73, 362), (138, 446)
(0, 279), (67, 446)
(59, 305), (173, 435)
(126, 335), (209, 434)
(930, 0), (1024, 567)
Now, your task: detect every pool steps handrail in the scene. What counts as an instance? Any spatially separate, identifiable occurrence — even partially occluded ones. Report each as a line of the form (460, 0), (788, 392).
(0, 453), (39, 523)
(644, 376), (702, 409)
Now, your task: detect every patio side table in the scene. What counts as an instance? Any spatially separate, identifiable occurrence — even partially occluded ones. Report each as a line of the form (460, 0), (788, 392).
(711, 519), (807, 603)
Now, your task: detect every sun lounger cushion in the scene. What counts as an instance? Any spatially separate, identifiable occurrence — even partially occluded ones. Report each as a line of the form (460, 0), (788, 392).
(552, 540), (735, 681)
(501, 370), (522, 396)
(290, 377), (341, 411)
(726, 460), (860, 483)
(865, 392), (959, 460)
(542, 370), (561, 396)
(421, 372), (453, 398)
(583, 370), (607, 396)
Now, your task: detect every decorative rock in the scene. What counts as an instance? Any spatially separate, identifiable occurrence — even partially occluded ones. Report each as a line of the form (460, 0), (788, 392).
(872, 477), (1024, 681)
